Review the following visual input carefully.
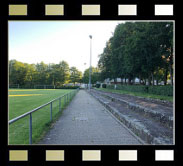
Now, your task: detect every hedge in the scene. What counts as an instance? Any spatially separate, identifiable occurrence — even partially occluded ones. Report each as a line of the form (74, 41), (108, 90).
(106, 84), (173, 96)
(56, 86), (80, 89)
(148, 85), (173, 96)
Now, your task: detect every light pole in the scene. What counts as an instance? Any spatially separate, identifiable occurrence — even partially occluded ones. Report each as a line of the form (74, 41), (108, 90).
(89, 35), (92, 91)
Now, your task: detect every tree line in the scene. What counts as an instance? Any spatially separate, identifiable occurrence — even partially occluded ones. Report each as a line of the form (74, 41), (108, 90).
(98, 22), (174, 85)
(9, 60), (82, 88)
(9, 22), (174, 88)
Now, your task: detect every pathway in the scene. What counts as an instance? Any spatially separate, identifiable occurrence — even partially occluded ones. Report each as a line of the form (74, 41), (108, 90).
(39, 90), (142, 145)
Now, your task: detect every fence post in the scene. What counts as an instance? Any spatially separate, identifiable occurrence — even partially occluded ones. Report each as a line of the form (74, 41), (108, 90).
(29, 113), (32, 144)
(50, 102), (52, 121)
(64, 95), (66, 106)
(59, 97), (61, 112)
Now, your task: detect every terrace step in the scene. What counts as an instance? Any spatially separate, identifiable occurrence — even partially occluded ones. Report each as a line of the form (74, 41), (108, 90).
(90, 90), (173, 145)
(91, 89), (173, 129)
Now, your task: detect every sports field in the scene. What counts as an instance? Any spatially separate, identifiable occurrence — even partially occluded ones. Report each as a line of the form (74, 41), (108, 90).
(9, 89), (75, 145)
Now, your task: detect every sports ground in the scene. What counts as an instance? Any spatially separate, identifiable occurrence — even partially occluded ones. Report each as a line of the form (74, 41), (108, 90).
(8, 89), (74, 144)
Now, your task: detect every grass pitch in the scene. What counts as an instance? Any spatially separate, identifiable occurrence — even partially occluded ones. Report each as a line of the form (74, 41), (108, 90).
(9, 89), (75, 145)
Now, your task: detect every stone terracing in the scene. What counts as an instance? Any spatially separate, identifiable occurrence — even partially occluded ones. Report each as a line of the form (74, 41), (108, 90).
(90, 89), (173, 145)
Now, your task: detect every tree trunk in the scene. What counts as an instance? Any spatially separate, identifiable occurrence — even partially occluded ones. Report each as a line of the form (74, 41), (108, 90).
(139, 75), (142, 85)
(121, 78), (123, 85)
(151, 72), (154, 86)
(156, 79), (158, 86)
(164, 69), (168, 85)
(128, 77), (132, 85)
(169, 64), (173, 85)
(148, 76), (151, 86)
(169, 48), (174, 86)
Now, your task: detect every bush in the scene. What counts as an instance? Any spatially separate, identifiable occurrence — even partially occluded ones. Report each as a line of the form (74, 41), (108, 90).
(116, 85), (148, 93)
(106, 84), (173, 96)
(106, 84), (115, 89)
(148, 85), (173, 96)
(96, 83), (101, 88)
(56, 86), (80, 89)
(102, 84), (107, 88)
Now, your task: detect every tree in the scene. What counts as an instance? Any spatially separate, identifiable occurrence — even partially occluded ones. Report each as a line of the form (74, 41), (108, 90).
(82, 67), (100, 84)
(24, 63), (36, 87)
(9, 60), (82, 88)
(51, 61), (70, 86)
(98, 39), (113, 80)
(70, 67), (82, 85)
(98, 22), (174, 86)
(35, 61), (49, 85)
(9, 60), (27, 86)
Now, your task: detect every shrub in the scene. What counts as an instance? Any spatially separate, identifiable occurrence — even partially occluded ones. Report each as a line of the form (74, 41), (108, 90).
(106, 84), (173, 96)
(148, 85), (173, 96)
(102, 84), (107, 88)
(115, 85), (148, 93)
(56, 86), (80, 89)
(106, 84), (115, 89)
(96, 83), (101, 88)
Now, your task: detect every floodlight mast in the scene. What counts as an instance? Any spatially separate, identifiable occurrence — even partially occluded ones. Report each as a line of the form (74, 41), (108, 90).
(89, 35), (92, 91)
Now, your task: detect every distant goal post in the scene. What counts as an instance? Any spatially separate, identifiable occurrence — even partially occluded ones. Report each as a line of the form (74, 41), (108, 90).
(34, 85), (55, 89)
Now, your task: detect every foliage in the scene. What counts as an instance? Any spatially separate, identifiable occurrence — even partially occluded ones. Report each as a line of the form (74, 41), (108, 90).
(148, 85), (173, 96)
(82, 67), (101, 84)
(98, 22), (174, 86)
(69, 67), (82, 85)
(102, 84), (107, 88)
(55, 86), (80, 89)
(9, 60), (82, 88)
(96, 83), (101, 88)
(106, 84), (173, 96)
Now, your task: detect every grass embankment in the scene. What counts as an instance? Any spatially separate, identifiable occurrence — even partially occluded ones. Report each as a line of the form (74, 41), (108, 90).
(9, 89), (75, 145)
(96, 88), (173, 102)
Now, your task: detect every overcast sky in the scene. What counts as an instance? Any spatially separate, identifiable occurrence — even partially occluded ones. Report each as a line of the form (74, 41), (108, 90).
(9, 21), (124, 72)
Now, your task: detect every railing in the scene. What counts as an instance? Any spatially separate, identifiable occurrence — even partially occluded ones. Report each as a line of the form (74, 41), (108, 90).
(9, 88), (79, 144)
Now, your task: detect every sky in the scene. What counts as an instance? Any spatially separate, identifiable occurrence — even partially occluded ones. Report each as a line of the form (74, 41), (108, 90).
(9, 21), (125, 72)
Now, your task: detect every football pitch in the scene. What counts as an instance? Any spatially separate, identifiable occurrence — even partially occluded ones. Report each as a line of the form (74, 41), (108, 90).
(9, 89), (75, 145)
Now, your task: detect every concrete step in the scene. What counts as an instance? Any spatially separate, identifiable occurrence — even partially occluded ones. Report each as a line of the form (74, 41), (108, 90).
(92, 89), (173, 129)
(90, 90), (173, 145)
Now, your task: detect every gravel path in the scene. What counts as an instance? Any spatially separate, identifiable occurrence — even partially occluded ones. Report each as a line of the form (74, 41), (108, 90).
(39, 90), (142, 145)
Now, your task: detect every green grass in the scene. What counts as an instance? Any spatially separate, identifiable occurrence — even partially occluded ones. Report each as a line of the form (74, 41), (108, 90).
(9, 89), (76, 145)
(96, 88), (173, 102)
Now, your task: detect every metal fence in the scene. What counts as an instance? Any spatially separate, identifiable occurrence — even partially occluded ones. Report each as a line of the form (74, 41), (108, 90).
(9, 89), (79, 144)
